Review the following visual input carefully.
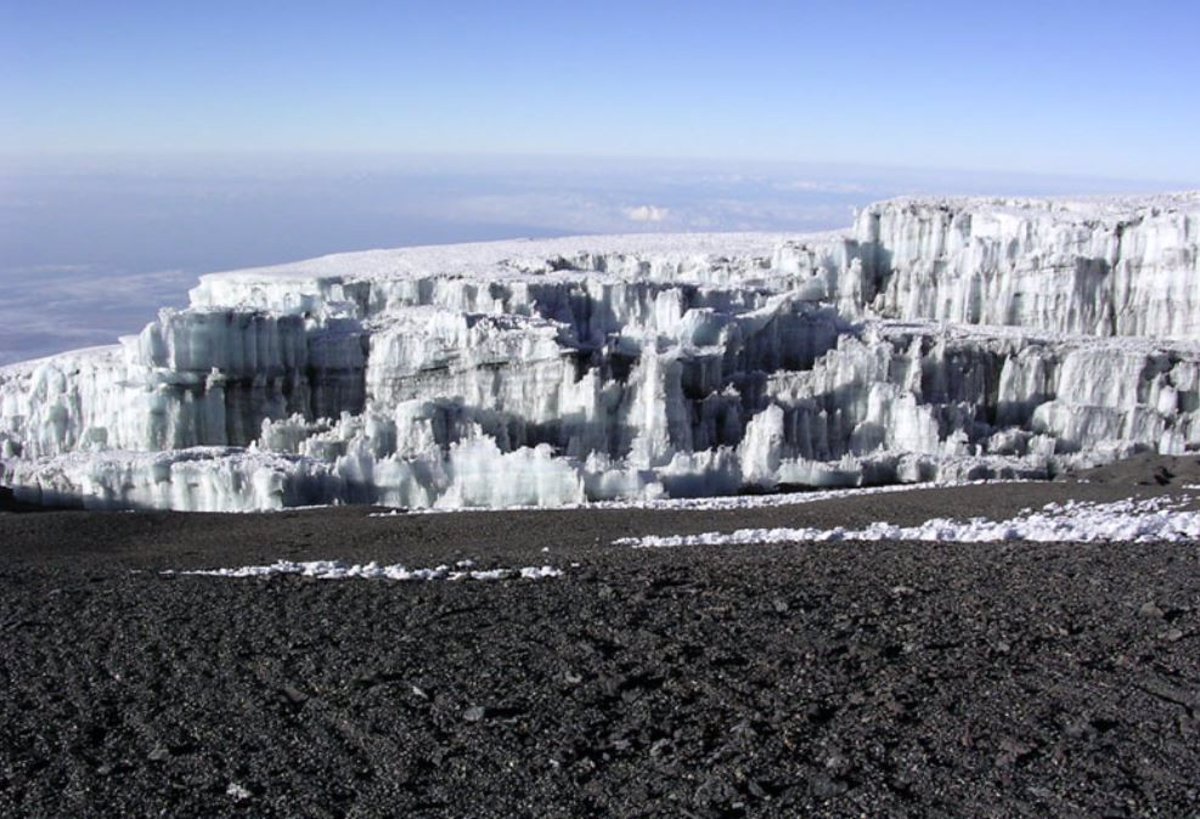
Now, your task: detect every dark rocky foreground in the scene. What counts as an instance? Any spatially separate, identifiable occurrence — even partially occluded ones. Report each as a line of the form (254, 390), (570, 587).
(1, 480), (1198, 817)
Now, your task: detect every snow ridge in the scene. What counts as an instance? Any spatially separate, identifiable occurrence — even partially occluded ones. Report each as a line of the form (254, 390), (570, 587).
(168, 559), (563, 581)
(616, 496), (1200, 547)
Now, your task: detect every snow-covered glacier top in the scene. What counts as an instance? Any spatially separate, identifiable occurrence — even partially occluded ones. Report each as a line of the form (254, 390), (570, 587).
(2, 192), (1198, 511)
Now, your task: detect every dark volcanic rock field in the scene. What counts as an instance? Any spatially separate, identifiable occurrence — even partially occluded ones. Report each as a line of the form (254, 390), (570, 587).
(1, 481), (1198, 817)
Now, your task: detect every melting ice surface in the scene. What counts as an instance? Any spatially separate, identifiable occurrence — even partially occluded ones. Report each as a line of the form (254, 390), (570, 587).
(617, 497), (1200, 548)
(3, 191), (1200, 511)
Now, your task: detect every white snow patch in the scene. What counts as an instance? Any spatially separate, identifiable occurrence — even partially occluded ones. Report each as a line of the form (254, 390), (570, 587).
(167, 560), (563, 581)
(616, 496), (1200, 547)
(226, 783), (251, 801)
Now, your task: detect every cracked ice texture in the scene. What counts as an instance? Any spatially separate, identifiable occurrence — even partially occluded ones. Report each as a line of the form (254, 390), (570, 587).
(2, 193), (1199, 510)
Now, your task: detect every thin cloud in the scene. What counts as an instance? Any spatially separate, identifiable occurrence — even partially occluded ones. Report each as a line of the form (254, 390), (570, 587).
(626, 204), (669, 223)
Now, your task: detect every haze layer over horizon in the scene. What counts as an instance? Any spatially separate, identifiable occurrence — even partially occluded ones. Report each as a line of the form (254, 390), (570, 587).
(0, 153), (1183, 366)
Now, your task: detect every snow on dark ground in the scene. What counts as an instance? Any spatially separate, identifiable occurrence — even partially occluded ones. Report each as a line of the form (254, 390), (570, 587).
(1, 466), (1198, 817)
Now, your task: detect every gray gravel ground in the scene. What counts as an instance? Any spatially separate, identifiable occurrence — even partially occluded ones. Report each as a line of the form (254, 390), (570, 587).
(1, 477), (1198, 817)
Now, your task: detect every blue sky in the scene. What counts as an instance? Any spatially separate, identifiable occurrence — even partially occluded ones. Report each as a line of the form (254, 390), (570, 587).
(3, 0), (1198, 182)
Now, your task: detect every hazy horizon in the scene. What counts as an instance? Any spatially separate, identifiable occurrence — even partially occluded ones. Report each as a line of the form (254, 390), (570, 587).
(1, 151), (1191, 366)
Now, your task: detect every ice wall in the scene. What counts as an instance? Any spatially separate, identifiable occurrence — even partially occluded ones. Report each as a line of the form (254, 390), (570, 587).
(2, 193), (1199, 510)
(856, 195), (1200, 336)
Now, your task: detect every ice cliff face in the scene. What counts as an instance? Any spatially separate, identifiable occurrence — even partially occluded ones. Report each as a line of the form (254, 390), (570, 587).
(2, 192), (1198, 510)
(857, 196), (1200, 336)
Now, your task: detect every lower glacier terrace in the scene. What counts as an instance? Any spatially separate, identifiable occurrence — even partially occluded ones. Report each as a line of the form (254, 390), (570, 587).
(4, 316), (1200, 512)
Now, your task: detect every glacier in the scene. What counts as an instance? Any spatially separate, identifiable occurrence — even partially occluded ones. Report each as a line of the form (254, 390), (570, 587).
(1, 192), (1198, 511)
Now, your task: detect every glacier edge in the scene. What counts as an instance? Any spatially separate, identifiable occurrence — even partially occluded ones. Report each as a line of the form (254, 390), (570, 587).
(2, 192), (1199, 511)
